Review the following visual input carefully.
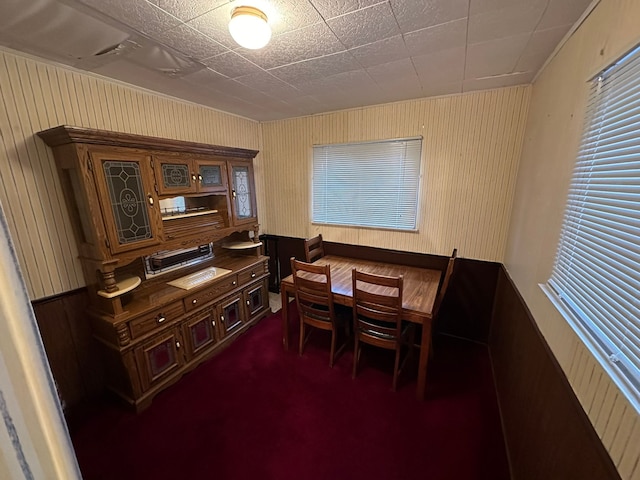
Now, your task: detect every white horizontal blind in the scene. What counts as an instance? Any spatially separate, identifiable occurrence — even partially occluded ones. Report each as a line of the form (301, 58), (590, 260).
(312, 137), (422, 230)
(549, 45), (640, 402)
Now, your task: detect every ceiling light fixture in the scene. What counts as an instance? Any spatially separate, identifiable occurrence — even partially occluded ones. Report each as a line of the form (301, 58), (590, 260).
(228, 6), (272, 50)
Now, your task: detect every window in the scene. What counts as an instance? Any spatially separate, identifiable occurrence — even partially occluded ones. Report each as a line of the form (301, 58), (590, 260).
(312, 137), (422, 231)
(547, 45), (640, 406)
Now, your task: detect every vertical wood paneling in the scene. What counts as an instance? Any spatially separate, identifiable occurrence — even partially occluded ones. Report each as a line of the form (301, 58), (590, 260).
(0, 48), (259, 300)
(261, 86), (530, 262)
(503, 0), (640, 477)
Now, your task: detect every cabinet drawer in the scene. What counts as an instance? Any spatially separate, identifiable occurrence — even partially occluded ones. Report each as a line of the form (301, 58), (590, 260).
(184, 274), (239, 312)
(237, 263), (266, 286)
(129, 301), (185, 339)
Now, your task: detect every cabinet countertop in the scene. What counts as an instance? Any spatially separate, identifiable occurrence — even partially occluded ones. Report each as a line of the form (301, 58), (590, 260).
(95, 254), (268, 323)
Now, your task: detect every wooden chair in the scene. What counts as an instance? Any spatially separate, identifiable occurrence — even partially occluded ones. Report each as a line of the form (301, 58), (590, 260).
(434, 248), (457, 318)
(351, 269), (414, 391)
(304, 234), (324, 263)
(290, 257), (347, 367)
(428, 248), (458, 356)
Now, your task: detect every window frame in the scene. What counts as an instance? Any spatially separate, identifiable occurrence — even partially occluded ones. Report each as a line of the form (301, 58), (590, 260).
(544, 43), (640, 413)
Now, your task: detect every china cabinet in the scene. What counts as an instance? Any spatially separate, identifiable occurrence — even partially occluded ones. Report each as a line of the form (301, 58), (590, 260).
(38, 126), (270, 411)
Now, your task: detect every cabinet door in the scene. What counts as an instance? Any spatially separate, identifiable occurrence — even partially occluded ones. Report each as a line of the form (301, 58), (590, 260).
(155, 156), (196, 196)
(217, 293), (245, 339)
(196, 159), (228, 193)
(90, 150), (163, 253)
(135, 328), (185, 391)
(228, 160), (257, 226)
(244, 278), (268, 322)
(182, 310), (217, 361)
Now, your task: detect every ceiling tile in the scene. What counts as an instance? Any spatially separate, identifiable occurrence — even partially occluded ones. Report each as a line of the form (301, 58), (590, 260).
(268, 50), (360, 85)
(538, 0), (593, 30)
(413, 46), (466, 85)
(78, 0), (181, 37)
(391, 0), (469, 34)
(349, 35), (409, 68)
(266, 0), (325, 35)
(187, 3), (238, 49)
(375, 75), (423, 98)
(421, 81), (462, 97)
(327, 2), (401, 49)
(181, 67), (228, 87)
(310, 0), (386, 19)
(234, 70), (304, 98)
(514, 24), (571, 72)
(467, 0), (547, 44)
(204, 51), (265, 78)
(296, 69), (376, 95)
(237, 22), (344, 70)
(465, 34), (530, 79)
(366, 57), (417, 83)
(462, 71), (534, 91)
(469, 0), (531, 16)
(149, 0), (228, 22)
(404, 18), (467, 57)
(155, 24), (228, 60)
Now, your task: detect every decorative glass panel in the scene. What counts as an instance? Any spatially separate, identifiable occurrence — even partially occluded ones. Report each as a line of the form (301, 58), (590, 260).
(248, 286), (263, 315)
(199, 165), (222, 188)
(223, 299), (242, 331)
(103, 161), (153, 244)
(161, 163), (191, 189)
(148, 338), (176, 378)
(232, 165), (253, 219)
(190, 318), (213, 351)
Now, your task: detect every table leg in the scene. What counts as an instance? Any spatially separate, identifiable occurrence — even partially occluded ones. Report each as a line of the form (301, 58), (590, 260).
(281, 285), (290, 350)
(416, 320), (432, 401)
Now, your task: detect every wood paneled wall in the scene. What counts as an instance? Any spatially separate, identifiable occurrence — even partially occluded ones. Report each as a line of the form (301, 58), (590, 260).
(0, 47), (260, 300)
(490, 267), (621, 480)
(504, 0), (640, 478)
(260, 86), (530, 263)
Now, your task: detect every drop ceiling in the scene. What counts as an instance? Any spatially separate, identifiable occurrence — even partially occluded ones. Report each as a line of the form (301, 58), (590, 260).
(0, 0), (594, 121)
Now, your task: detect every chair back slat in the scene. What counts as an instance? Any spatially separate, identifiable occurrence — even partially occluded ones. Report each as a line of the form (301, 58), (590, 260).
(304, 234), (325, 263)
(290, 257), (335, 327)
(352, 269), (403, 340)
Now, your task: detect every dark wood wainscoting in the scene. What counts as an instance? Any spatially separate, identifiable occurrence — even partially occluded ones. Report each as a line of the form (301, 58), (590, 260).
(32, 288), (105, 410)
(490, 267), (620, 480)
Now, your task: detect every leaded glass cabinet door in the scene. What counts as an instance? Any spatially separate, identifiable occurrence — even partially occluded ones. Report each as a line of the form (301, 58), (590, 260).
(228, 160), (257, 226)
(155, 156), (196, 196)
(135, 328), (185, 391)
(244, 279), (268, 322)
(182, 310), (217, 361)
(90, 150), (163, 254)
(217, 293), (245, 338)
(195, 159), (228, 193)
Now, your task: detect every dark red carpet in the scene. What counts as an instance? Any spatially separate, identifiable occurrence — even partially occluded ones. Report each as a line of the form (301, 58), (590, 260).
(69, 306), (510, 480)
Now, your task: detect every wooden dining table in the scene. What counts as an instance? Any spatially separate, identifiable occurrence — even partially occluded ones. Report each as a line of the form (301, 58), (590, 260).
(280, 255), (442, 401)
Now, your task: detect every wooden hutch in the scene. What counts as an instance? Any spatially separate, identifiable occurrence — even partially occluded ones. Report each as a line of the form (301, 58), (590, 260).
(38, 126), (271, 411)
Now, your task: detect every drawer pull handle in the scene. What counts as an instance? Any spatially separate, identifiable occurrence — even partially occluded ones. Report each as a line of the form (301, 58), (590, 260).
(156, 315), (166, 324)
(191, 174), (197, 181)
(246, 300), (250, 306)
(148, 194), (154, 207)
(198, 174), (203, 182)
(221, 315), (225, 323)
(232, 281), (237, 286)
(212, 320), (216, 327)
(192, 299), (197, 305)
(251, 272), (256, 278)
(176, 341), (181, 349)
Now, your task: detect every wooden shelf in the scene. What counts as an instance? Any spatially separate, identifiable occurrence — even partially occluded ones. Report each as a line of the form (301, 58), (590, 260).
(222, 241), (263, 250)
(97, 276), (141, 298)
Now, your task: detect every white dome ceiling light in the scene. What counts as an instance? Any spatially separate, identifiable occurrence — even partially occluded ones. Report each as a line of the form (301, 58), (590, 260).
(228, 6), (272, 50)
